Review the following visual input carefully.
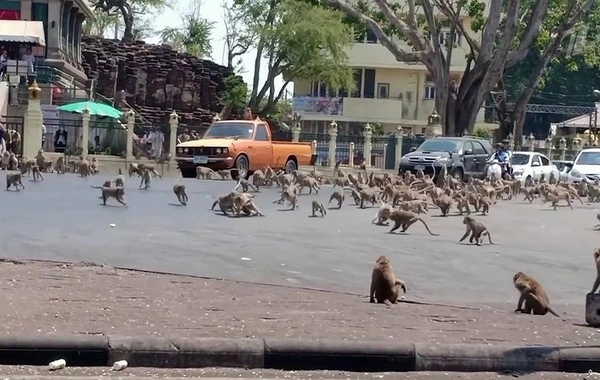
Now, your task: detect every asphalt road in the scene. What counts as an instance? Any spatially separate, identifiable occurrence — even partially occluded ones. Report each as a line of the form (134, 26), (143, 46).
(2, 171), (599, 305)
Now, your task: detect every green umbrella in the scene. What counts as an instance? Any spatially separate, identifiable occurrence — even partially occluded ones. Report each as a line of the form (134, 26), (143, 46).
(57, 101), (123, 119)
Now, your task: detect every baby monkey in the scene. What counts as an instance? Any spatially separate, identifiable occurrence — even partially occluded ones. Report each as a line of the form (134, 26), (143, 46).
(459, 216), (495, 245)
(311, 200), (326, 217)
(173, 184), (188, 205)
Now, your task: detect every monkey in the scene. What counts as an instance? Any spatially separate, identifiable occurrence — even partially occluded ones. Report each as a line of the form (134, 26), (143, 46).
(78, 159), (91, 177)
(273, 185), (298, 210)
(232, 192), (264, 217)
(212, 192), (236, 216)
(372, 201), (394, 225)
(31, 164), (43, 181)
(35, 149), (46, 170)
(513, 272), (560, 317)
(91, 180), (112, 190)
(478, 196), (492, 215)
(521, 186), (537, 203)
(542, 192), (573, 211)
(21, 159), (35, 176)
(388, 210), (438, 236)
(8, 153), (18, 171)
(311, 200), (327, 217)
(252, 170), (265, 187)
(101, 186), (127, 207)
(6, 172), (24, 191)
(300, 176), (320, 195)
(548, 172), (558, 185)
(436, 194), (454, 216)
(114, 168), (125, 187)
(234, 178), (259, 192)
(398, 200), (430, 214)
(328, 190), (345, 209)
(139, 169), (151, 189)
(454, 194), (471, 215)
(129, 162), (142, 177)
(358, 187), (381, 209)
(218, 169), (232, 180)
(0, 151), (9, 170)
(196, 166), (215, 180)
(459, 216), (495, 246)
(53, 156), (66, 174)
(369, 255), (406, 304)
(173, 184), (188, 206)
(590, 248), (600, 294)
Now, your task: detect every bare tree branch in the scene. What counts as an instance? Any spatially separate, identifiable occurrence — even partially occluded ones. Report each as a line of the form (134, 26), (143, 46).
(504, 0), (550, 67)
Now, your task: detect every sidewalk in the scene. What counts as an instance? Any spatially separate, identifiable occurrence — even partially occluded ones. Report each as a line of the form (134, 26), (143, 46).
(0, 259), (591, 346)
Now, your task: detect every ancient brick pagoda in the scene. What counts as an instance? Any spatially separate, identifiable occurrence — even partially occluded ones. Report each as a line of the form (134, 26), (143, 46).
(80, 37), (242, 127)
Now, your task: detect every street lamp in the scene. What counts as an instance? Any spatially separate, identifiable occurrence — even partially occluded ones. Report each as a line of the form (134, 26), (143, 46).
(330, 120), (337, 130)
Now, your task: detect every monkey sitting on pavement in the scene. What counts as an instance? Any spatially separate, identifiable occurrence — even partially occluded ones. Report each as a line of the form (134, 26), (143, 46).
(513, 271), (560, 317)
(173, 184), (188, 206)
(311, 200), (326, 217)
(369, 255), (406, 305)
(6, 172), (24, 191)
(459, 216), (495, 245)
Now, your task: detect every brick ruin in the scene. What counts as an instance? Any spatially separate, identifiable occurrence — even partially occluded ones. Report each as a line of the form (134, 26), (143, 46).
(80, 37), (243, 128)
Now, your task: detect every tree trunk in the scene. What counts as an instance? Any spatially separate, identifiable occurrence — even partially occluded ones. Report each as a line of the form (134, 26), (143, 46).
(120, 7), (134, 41)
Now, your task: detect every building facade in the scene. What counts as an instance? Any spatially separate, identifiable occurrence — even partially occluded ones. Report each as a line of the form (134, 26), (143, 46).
(0, 0), (93, 80)
(292, 17), (498, 135)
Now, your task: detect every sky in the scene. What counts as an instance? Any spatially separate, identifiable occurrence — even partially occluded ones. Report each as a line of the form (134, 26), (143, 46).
(144, 0), (292, 97)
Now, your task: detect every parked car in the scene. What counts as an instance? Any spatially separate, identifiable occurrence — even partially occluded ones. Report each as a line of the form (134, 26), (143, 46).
(552, 160), (576, 183)
(566, 148), (600, 183)
(510, 151), (560, 184)
(397, 136), (494, 181)
(176, 119), (315, 179)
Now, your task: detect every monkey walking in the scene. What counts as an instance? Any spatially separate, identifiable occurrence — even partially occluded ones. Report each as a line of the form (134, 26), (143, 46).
(114, 168), (125, 187)
(234, 178), (259, 192)
(139, 169), (151, 189)
(459, 216), (495, 245)
(31, 165), (43, 181)
(388, 210), (438, 236)
(513, 272), (560, 317)
(311, 200), (326, 217)
(6, 173), (24, 191)
(173, 184), (188, 206)
(369, 256), (406, 305)
(101, 187), (127, 207)
(328, 191), (345, 208)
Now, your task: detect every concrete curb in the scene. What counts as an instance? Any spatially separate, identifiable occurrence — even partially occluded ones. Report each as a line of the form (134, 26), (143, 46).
(1, 335), (600, 373)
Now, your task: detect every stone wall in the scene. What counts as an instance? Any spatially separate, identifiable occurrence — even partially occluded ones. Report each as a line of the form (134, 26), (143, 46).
(80, 37), (242, 128)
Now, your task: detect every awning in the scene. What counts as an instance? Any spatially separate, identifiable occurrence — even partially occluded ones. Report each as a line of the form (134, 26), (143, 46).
(0, 20), (46, 47)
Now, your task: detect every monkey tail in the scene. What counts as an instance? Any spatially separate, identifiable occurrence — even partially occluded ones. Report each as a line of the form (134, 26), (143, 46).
(547, 306), (561, 317)
(484, 231), (496, 245)
(416, 218), (439, 236)
(233, 179), (241, 192)
(90, 185), (103, 189)
(371, 212), (380, 224)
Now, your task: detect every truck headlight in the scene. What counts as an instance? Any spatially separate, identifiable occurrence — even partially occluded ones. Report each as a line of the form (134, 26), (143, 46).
(571, 169), (582, 178)
(184, 148), (189, 154)
(222, 147), (228, 154)
(435, 157), (452, 165)
(177, 148), (183, 154)
(215, 148), (221, 154)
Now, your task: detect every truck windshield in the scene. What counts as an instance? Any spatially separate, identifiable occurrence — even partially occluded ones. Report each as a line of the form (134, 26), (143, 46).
(203, 122), (254, 139)
(575, 151), (600, 165)
(417, 139), (462, 153)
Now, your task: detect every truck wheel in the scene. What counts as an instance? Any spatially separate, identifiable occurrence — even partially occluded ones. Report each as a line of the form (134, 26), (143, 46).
(285, 158), (297, 173)
(235, 155), (249, 179)
(451, 168), (463, 181)
(181, 168), (195, 178)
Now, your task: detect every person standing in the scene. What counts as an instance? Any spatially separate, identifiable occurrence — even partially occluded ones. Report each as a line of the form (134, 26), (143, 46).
(41, 123), (46, 149)
(150, 127), (165, 158)
(53, 125), (67, 153)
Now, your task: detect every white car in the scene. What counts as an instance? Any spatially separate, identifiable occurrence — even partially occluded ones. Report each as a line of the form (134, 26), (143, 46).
(568, 148), (600, 183)
(510, 151), (560, 184)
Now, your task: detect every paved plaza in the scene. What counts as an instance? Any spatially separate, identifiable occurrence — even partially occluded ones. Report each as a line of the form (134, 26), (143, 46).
(1, 171), (599, 305)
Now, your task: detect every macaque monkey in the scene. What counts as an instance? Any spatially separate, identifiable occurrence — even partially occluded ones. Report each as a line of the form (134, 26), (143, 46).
(459, 216), (495, 245)
(31, 165), (43, 181)
(101, 187), (127, 207)
(328, 191), (345, 208)
(196, 166), (215, 180)
(369, 255), (406, 304)
(129, 162), (142, 177)
(138, 163), (162, 178)
(513, 272), (560, 317)
(139, 169), (151, 189)
(114, 168), (125, 187)
(173, 184), (188, 206)
(311, 200), (326, 217)
(234, 178), (259, 192)
(389, 210), (438, 236)
(54, 156), (66, 174)
(6, 173), (24, 191)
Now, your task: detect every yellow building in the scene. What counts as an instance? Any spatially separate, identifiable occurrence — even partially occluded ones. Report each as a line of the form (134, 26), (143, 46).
(292, 17), (498, 135)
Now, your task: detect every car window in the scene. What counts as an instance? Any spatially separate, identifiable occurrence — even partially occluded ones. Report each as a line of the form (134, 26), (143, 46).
(540, 156), (550, 166)
(471, 141), (486, 154)
(511, 153), (530, 165)
(463, 141), (474, 153)
(480, 140), (494, 155)
(255, 124), (269, 141)
(532, 155), (541, 165)
(575, 151), (600, 165)
(417, 139), (462, 153)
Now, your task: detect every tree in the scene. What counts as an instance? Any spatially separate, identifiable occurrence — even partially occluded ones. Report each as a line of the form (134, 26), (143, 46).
(82, 9), (120, 37)
(93, 0), (169, 41)
(221, 0), (257, 72)
(316, 0), (568, 136)
(228, 0), (355, 116)
(159, 0), (214, 58)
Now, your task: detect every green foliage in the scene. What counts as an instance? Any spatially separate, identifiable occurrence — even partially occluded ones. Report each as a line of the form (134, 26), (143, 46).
(261, 99), (292, 122)
(222, 75), (249, 113)
(369, 122), (385, 136)
(230, 0), (354, 112)
(473, 126), (491, 140)
(159, 0), (214, 58)
(90, 0), (169, 40)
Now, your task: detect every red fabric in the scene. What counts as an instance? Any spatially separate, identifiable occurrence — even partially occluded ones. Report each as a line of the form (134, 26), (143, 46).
(0, 10), (20, 20)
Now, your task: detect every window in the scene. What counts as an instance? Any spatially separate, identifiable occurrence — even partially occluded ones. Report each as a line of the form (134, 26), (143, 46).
(255, 124), (269, 141)
(417, 139), (462, 153)
(463, 141), (474, 153)
(438, 31), (461, 46)
(532, 155), (541, 166)
(377, 83), (390, 99)
(351, 69), (362, 98)
(540, 156), (550, 166)
(576, 151), (600, 165)
(472, 141), (486, 155)
(424, 74), (435, 100)
(310, 82), (345, 97)
(363, 69), (376, 99)
(354, 27), (378, 43)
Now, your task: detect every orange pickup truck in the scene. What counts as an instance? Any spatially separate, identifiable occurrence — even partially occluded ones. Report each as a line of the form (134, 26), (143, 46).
(176, 119), (316, 179)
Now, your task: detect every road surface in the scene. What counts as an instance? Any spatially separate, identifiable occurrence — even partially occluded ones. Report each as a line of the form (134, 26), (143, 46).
(2, 172), (598, 305)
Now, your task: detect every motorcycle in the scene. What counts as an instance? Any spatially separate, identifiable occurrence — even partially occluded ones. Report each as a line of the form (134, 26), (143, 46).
(485, 156), (513, 180)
